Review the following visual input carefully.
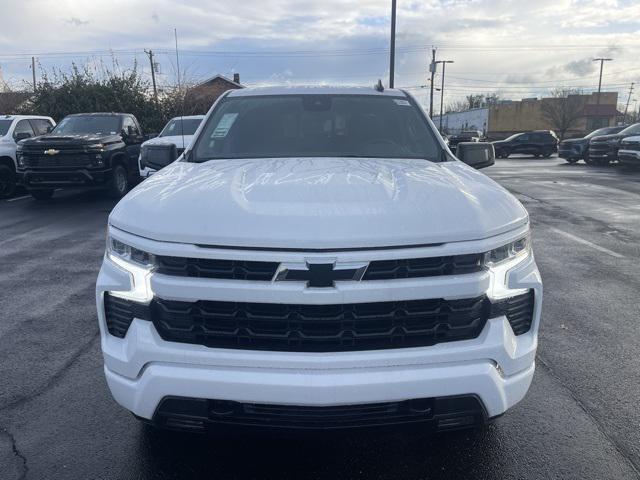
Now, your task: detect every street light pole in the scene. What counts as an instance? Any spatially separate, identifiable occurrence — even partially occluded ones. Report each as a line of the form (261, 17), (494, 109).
(429, 48), (436, 118)
(389, 0), (397, 88)
(593, 57), (612, 105)
(435, 60), (454, 132)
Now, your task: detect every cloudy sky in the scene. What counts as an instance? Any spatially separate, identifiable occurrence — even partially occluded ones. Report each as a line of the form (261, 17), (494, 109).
(1, 0), (640, 109)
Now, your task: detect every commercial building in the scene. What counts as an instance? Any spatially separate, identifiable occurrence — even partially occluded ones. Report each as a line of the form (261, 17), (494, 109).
(433, 92), (620, 139)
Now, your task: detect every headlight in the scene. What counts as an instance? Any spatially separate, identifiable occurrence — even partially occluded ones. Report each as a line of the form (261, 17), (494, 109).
(484, 235), (530, 266)
(607, 138), (620, 145)
(485, 234), (531, 299)
(16, 145), (24, 167)
(106, 235), (155, 303)
(88, 143), (105, 151)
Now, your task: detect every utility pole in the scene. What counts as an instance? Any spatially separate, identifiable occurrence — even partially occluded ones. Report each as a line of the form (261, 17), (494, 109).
(389, 0), (397, 88)
(31, 56), (36, 93)
(429, 48), (436, 118)
(144, 49), (158, 102)
(623, 82), (634, 122)
(435, 60), (454, 132)
(593, 57), (612, 105)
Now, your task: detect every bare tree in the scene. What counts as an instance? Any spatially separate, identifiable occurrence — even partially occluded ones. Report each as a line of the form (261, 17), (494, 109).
(540, 88), (585, 140)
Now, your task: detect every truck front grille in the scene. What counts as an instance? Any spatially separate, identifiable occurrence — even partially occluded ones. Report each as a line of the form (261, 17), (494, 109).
(155, 253), (484, 281)
(22, 153), (94, 168)
(104, 291), (535, 349)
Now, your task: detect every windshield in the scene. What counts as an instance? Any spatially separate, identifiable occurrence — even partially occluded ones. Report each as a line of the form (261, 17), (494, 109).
(504, 133), (522, 141)
(192, 94), (440, 162)
(619, 123), (640, 136)
(160, 118), (202, 137)
(0, 119), (12, 137)
(586, 126), (623, 139)
(52, 115), (121, 135)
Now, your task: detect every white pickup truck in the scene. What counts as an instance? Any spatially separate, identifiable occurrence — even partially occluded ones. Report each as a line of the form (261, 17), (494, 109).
(97, 86), (542, 434)
(0, 115), (55, 198)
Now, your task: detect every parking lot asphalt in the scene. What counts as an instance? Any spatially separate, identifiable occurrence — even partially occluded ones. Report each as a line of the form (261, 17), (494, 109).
(1, 157), (640, 480)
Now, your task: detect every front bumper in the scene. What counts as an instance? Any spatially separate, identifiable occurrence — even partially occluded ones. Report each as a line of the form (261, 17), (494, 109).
(18, 168), (111, 189)
(96, 226), (542, 426)
(588, 144), (617, 161)
(618, 149), (640, 166)
(558, 146), (585, 160)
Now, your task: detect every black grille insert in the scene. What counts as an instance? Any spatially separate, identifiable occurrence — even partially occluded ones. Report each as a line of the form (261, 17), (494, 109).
(104, 291), (535, 346)
(363, 254), (483, 280)
(148, 295), (489, 352)
(156, 256), (279, 281)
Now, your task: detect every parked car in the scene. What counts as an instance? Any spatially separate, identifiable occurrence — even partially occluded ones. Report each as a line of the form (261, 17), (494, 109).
(492, 130), (558, 158)
(17, 113), (145, 200)
(0, 115), (55, 198)
(96, 86), (541, 434)
(587, 123), (640, 165)
(139, 115), (204, 177)
(558, 126), (628, 164)
(617, 136), (640, 168)
(447, 130), (484, 154)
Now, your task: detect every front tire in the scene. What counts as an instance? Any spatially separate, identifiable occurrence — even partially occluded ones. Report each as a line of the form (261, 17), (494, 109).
(29, 189), (54, 201)
(0, 164), (17, 199)
(108, 164), (129, 199)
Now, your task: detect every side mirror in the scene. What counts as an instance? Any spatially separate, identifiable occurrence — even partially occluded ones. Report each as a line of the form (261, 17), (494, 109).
(46, 125), (53, 133)
(14, 132), (32, 141)
(142, 143), (178, 171)
(127, 125), (136, 136)
(456, 142), (495, 169)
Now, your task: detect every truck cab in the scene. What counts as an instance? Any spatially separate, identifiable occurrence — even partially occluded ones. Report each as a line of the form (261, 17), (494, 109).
(0, 115), (55, 198)
(17, 112), (144, 200)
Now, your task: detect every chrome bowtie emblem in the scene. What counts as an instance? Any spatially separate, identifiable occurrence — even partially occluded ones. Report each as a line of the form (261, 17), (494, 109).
(44, 149), (60, 155)
(274, 260), (368, 288)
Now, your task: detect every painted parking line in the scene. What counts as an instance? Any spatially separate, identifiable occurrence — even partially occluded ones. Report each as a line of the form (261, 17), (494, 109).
(549, 227), (625, 259)
(6, 195), (31, 202)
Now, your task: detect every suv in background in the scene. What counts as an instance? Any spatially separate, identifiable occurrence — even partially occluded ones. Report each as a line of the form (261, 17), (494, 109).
(558, 125), (627, 164)
(0, 115), (55, 198)
(139, 115), (204, 177)
(447, 130), (484, 154)
(97, 86), (541, 434)
(18, 113), (145, 200)
(492, 130), (558, 158)
(617, 136), (640, 168)
(587, 123), (640, 165)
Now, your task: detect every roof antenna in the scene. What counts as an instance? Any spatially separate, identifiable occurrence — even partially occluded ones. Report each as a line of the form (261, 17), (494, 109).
(174, 28), (185, 151)
(374, 79), (384, 92)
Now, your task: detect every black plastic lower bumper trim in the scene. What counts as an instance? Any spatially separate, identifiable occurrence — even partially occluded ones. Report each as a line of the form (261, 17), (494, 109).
(150, 395), (488, 434)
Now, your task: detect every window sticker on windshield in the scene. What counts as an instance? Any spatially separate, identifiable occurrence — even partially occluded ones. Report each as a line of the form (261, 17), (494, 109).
(212, 113), (238, 138)
(394, 99), (411, 106)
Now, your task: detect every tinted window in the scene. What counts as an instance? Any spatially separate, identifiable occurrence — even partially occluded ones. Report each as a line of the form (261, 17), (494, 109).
(13, 120), (35, 139)
(122, 116), (140, 135)
(193, 95), (440, 162)
(0, 119), (11, 137)
(160, 118), (202, 137)
(517, 134), (530, 142)
(619, 123), (640, 136)
(30, 119), (53, 136)
(52, 115), (121, 135)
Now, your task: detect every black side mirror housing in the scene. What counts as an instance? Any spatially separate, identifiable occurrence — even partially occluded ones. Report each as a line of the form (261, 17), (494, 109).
(14, 132), (32, 141)
(142, 143), (178, 171)
(46, 125), (53, 133)
(456, 142), (495, 169)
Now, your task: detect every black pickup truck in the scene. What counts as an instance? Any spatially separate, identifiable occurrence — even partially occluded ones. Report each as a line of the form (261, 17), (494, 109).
(17, 113), (146, 200)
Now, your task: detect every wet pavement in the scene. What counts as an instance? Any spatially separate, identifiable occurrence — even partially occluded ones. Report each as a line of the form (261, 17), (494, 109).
(1, 157), (640, 479)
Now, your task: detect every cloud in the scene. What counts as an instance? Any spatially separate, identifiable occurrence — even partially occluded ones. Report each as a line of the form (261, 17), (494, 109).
(0, 0), (638, 105)
(65, 17), (89, 27)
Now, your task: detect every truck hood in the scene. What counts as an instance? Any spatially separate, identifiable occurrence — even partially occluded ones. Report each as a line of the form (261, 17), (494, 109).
(21, 133), (122, 147)
(590, 133), (624, 143)
(142, 134), (195, 149)
(110, 157), (528, 249)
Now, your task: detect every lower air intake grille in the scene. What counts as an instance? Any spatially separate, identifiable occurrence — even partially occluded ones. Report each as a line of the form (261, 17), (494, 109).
(153, 395), (486, 431)
(491, 290), (535, 335)
(103, 294), (149, 338)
